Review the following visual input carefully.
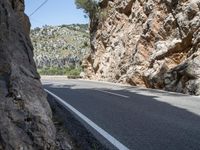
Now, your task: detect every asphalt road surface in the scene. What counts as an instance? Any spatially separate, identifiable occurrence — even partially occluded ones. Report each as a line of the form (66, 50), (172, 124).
(43, 78), (200, 150)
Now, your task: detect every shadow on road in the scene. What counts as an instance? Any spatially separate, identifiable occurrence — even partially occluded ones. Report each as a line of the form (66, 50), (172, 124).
(44, 83), (200, 150)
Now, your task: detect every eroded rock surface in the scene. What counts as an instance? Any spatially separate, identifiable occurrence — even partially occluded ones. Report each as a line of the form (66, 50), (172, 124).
(83, 0), (200, 95)
(0, 0), (56, 149)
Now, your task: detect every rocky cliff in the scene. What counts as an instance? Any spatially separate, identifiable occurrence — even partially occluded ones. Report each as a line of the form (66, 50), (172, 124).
(83, 0), (200, 95)
(0, 0), (56, 149)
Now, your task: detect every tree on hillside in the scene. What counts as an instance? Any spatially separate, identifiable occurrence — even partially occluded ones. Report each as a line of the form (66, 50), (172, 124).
(75, 0), (100, 34)
(75, 0), (99, 20)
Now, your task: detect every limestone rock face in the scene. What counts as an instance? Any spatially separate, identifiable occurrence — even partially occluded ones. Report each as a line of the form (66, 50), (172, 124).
(83, 0), (200, 95)
(0, 0), (56, 149)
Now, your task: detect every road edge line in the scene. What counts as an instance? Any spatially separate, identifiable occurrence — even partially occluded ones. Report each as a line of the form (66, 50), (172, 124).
(45, 89), (130, 150)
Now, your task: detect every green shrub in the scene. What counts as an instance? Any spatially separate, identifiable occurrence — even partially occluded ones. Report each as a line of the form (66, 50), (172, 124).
(38, 67), (82, 76)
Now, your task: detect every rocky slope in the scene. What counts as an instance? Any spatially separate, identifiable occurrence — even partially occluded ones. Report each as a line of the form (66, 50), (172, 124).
(83, 0), (200, 95)
(31, 24), (90, 69)
(0, 0), (56, 149)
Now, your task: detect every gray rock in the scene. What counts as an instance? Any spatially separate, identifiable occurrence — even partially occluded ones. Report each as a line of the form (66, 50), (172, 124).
(0, 0), (56, 149)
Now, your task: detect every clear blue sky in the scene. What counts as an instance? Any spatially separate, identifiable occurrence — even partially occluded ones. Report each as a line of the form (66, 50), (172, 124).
(25, 0), (89, 28)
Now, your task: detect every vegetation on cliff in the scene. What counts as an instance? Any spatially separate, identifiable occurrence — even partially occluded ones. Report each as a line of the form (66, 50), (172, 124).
(75, 0), (99, 19)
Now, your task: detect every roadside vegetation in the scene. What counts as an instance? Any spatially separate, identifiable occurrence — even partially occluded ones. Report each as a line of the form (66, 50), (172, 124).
(38, 67), (82, 77)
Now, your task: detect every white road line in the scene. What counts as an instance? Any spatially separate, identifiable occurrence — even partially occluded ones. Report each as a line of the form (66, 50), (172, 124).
(95, 89), (129, 99)
(45, 89), (130, 150)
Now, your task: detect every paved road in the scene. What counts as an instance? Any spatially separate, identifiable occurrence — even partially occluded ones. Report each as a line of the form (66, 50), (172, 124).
(43, 79), (200, 150)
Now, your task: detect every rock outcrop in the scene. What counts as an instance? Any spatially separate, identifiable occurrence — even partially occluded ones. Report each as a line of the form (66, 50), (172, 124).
(83, 0), (200, 95)
(0, 0), (56, 149)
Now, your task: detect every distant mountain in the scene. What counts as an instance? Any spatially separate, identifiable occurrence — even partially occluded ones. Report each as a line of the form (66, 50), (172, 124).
(31, 24), (90, 69)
